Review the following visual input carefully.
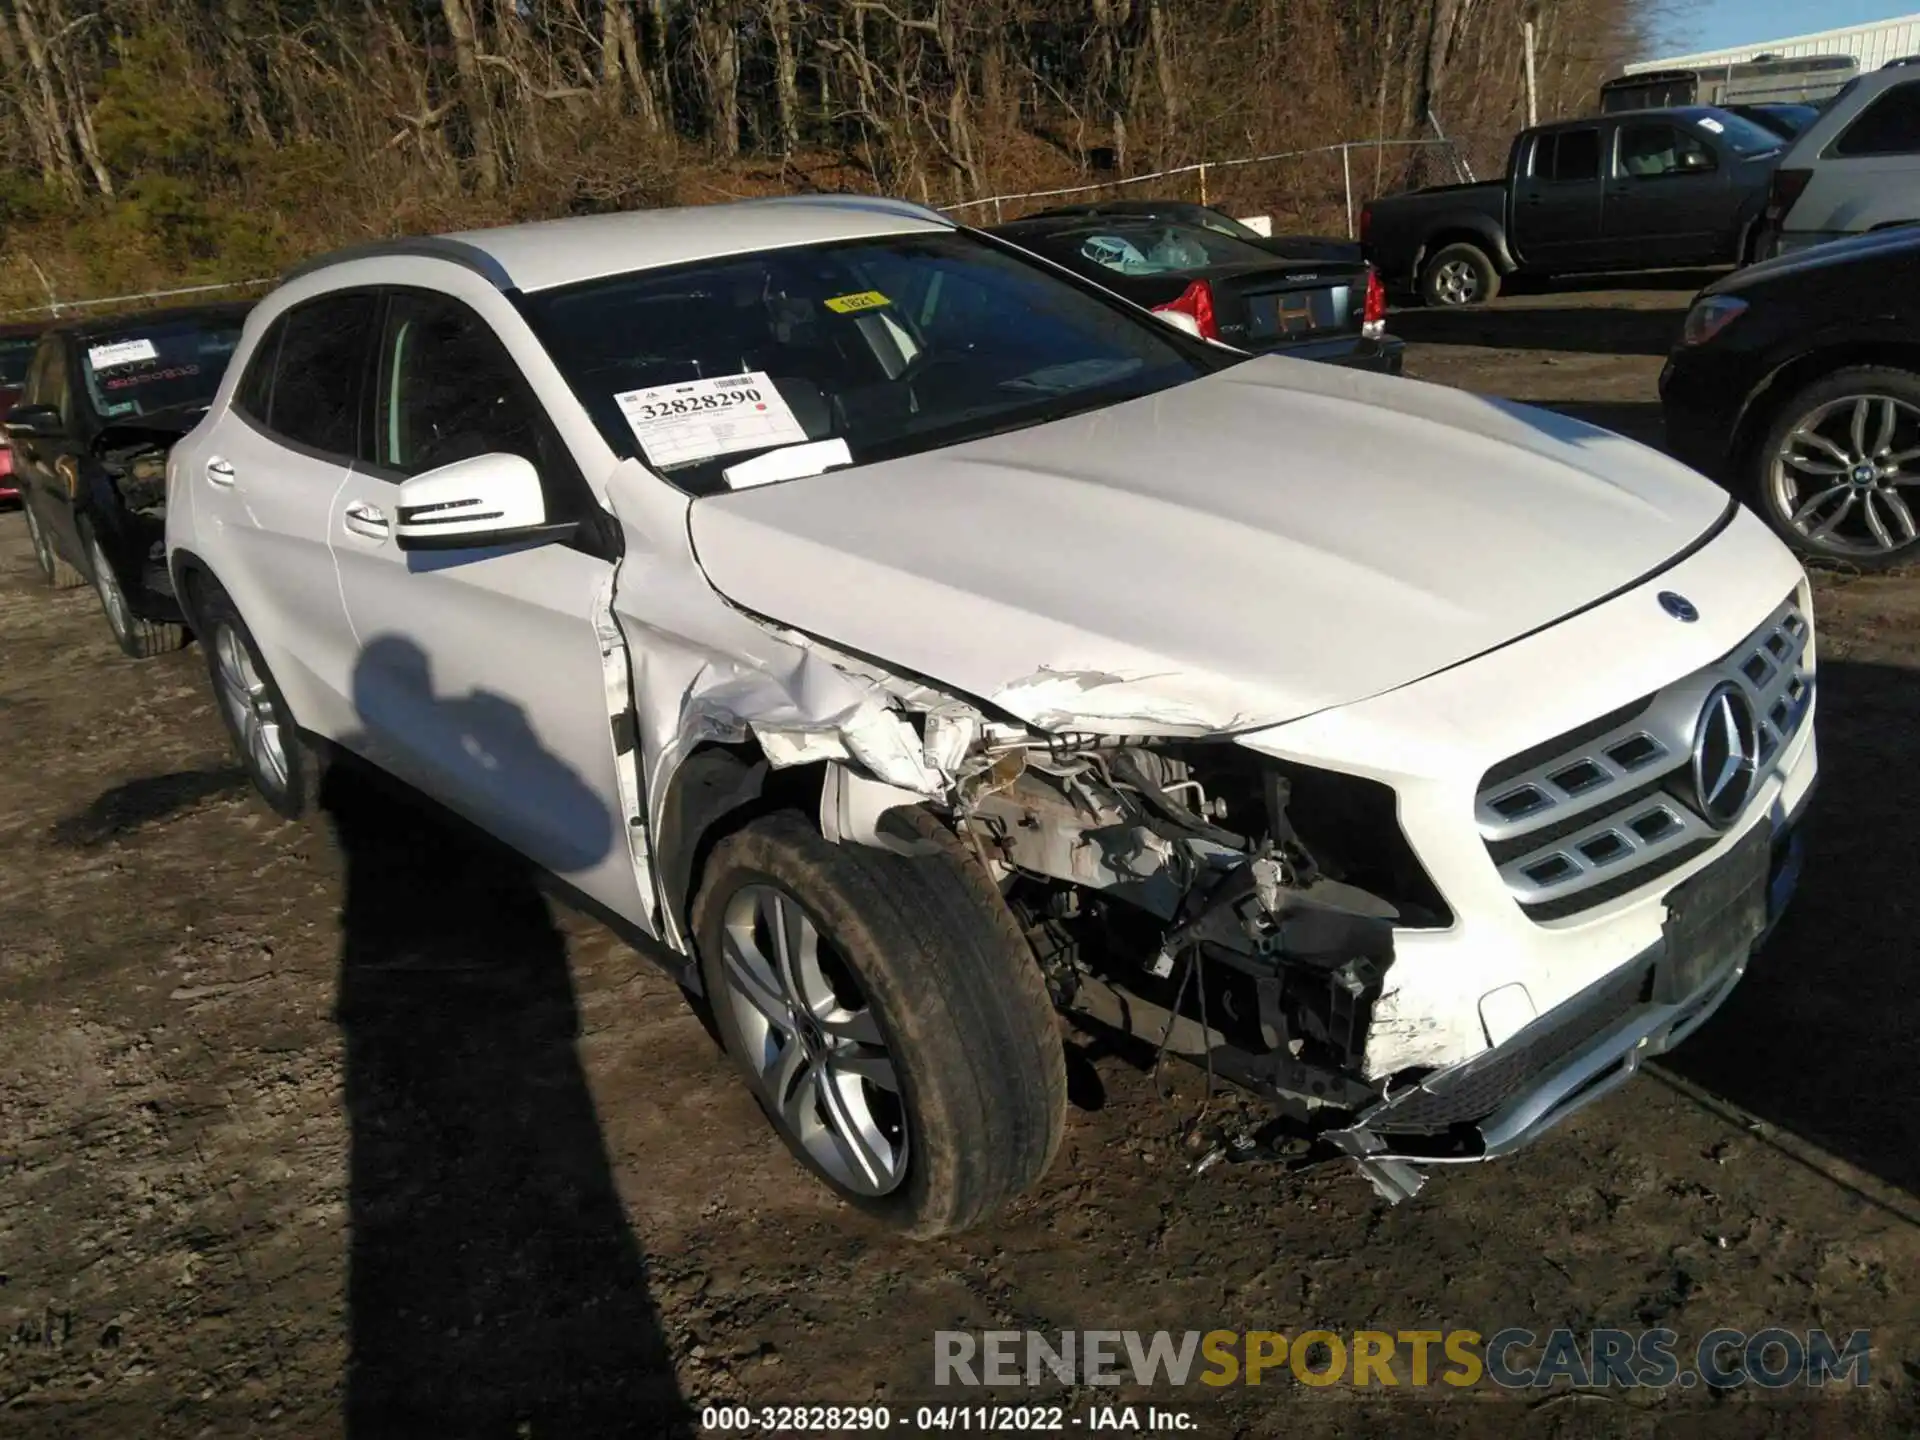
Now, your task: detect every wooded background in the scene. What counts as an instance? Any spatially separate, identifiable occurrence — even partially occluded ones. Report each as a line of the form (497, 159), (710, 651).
(0, 0), (1668, 310)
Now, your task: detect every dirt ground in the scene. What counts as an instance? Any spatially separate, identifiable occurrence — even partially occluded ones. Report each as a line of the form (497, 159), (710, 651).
(5, 279), (1920, 1440)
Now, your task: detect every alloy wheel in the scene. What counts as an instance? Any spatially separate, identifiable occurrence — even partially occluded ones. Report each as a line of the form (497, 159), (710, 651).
(717, 882), (909, 1196)
(1434, 259), (1479, 305)
(1769, 394), (1920, 557)
(89, 536), (132, 642)
(24, 506), (52, 576)
(212, 623), (290, 794)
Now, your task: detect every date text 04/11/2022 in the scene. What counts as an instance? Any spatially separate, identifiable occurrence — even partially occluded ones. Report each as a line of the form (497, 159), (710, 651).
(698, 1404), (1197, 1432)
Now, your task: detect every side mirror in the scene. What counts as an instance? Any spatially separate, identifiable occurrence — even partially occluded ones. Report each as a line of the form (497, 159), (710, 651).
(392, 452), (578, 553)
(4, 404), (64, 440)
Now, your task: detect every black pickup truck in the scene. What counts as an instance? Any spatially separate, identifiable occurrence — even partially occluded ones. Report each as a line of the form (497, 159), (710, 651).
(1363, 107), (1786, 306)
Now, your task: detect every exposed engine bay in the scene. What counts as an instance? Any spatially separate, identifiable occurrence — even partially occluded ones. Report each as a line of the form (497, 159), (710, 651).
(941, 728), (1443, 1123)
(98, 435), (170, 520)
(728, 634), (1456, 1136)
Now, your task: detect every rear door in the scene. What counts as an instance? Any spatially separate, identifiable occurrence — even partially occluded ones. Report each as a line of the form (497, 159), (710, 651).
(1510, 125), (1608, 268)
(1601, 118), (1736, 263)
(328, 286), (647, 926)
(196, 292), (374, 739)
(1799, 79), (1920, 235)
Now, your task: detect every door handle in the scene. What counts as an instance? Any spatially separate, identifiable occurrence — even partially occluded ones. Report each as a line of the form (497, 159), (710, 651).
(205, 456), (236, 487)
(342, 501), (390, 540)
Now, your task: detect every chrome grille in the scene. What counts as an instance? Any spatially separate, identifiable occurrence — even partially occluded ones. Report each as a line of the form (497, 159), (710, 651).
(1477, 588), (1814, 921)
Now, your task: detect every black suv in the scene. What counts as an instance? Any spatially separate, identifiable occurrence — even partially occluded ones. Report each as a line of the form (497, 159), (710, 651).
(6, 303), (250, 656)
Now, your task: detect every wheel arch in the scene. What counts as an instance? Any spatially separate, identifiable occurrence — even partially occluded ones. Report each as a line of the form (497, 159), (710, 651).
(1415, 222), (1515, 279)
(1731, 343), (1920, 476)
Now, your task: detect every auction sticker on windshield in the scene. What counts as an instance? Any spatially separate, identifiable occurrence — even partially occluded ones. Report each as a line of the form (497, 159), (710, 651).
(615, 371), (808, 469)
(87, 338), (159, 370)
(824, 290), (891, 314)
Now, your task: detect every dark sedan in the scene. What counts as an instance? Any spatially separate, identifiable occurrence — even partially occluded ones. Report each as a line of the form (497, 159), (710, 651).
(1661, 226), (1920, 568)
(990, 214), (1403, 373)
(1021, 199), (1364, 264)
(0, 321), (45, 502)
(5, 302), (250, 654)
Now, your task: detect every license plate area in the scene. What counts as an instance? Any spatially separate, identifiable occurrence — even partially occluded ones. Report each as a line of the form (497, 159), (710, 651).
(1655, 823), (1770, 1003)
(1248, 287), (1344, 339)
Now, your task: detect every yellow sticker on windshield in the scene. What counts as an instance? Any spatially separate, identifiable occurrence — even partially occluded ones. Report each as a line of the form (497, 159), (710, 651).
(824, 290), (891, 315)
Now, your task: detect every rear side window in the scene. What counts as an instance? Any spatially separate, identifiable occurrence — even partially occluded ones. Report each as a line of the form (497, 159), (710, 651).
(253, 294), (376, 456)
(233, 317), (284, 423)
(1834, 81), (1920, 156)
(1538, 129), (1601, 182)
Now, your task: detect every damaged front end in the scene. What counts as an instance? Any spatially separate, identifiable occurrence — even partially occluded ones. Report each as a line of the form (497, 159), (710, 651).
(92, 418), (194, 612)
(698, 628), (1461, 1184)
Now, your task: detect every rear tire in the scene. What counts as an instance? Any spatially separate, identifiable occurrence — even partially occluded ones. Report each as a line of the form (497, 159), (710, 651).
(1420, 241), (1500, 307)
(193, 578), (325, 819)
(692, 807), (1066, 1237)
(24, 501), (85, 589)
(83, 523), (186, 659)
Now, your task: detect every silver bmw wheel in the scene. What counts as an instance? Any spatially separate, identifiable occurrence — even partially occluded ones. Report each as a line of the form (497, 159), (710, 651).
(716, 882), (908, 1197)
(1769, 393), (1920, 557)
(212, 622), (291, 794)
(1434, 258), (1479, 305)
(24, 504), (52, 577)
(88, 534), (132, 642)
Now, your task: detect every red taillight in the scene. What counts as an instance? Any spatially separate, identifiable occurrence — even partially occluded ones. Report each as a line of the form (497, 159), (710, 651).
(1152, 279), (1220, 340)
(1363, 267), (1387, 327)
(0, 446), (12, 477)
(1765, 167), (1812, 225)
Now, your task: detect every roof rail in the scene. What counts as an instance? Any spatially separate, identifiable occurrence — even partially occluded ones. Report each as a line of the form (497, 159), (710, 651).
(279, 236), (514, 290)
(739, 193), (954, 227)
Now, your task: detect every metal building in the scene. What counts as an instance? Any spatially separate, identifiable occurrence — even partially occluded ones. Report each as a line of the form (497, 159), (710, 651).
(1623, 13), (1920, 74)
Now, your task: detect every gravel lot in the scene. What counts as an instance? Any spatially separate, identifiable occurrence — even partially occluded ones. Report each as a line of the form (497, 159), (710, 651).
(3, 278), (1918, 1439)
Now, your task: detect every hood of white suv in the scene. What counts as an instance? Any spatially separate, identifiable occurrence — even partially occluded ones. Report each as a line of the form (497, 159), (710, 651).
(687, 357), (1731, 734)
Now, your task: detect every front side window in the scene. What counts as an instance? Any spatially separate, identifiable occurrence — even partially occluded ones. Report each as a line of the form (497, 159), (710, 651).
(79, 316), (244, 423)
(371, 290), (591, 528)
(519, 231), (1226, 496)
(264, 294), (376, 456)
(1834, 81), (1920, 156)
(1618, 123), (1716, 177)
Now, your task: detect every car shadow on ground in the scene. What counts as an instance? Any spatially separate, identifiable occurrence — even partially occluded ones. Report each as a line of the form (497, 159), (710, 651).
(1666, 657), (1920, 1201)
(328, 633), (690, 1437)
(48, 765), (249, 847)
(1390, 305), (1685, 357)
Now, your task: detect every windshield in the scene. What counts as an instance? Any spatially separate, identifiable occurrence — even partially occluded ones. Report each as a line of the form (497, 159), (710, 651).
(80, 317), (244, 422)
(1697, 110), (1788, 155)
(520, 231), (1229, 496)
(0, 337), (36, 388)
(1042, 222), (1273, 276)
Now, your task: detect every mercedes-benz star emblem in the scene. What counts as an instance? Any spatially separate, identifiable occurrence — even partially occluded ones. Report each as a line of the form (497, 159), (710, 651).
(1659, 591), (1699, 622)
(1691, 682), (1759, 827)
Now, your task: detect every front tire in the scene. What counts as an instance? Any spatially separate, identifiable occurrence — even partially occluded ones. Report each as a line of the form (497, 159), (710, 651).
(1420, 241), (1500, 307)
(1751, 367), (1920, 569)
(193, 578), (324, 819)
(692, 808), (1066, 1237)
(83, 523), (187, 659)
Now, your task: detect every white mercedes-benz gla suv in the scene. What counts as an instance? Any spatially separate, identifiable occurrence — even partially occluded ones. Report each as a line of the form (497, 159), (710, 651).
(166, 196), (1816, 1233)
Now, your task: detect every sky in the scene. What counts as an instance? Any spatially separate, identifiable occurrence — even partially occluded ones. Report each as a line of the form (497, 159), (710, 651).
(1665, 0), (1917, 54)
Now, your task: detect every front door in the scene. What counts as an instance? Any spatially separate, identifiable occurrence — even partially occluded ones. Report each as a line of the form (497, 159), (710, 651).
(329, 287), (649, 928)
(15, 337), (86, 568)
(1601, 119), (1737, 265)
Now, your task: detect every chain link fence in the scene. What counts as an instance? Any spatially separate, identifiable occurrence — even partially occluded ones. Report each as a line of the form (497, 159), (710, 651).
(941, 134), (1513, 235)
(0, 275), (277, 324)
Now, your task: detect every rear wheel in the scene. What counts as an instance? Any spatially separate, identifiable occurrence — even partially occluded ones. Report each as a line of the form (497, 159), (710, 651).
(193, 578), (324, 818)
(692, 808), (1065, 1237)
(1752, 367), (1920, 569)
(1420, 242), (1499, 307)
(83, 524), (186, 659)
(23, 501), (84, 589)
